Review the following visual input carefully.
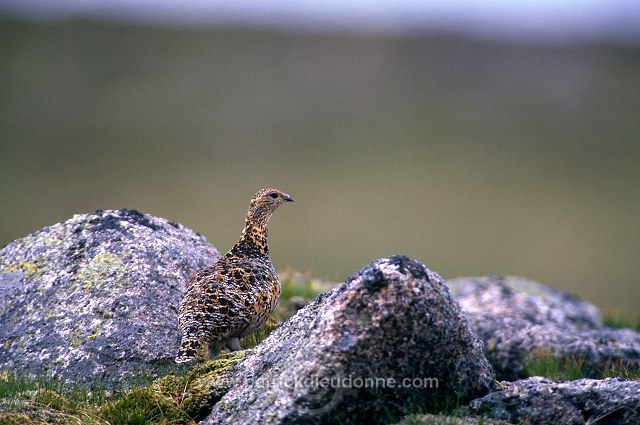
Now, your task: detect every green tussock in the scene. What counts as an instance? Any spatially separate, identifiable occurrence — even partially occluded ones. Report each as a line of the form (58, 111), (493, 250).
(239, 316), (280, 349)
(598, 359), (640, 380)
(603, 311), (640, 331)
(0, 352), (247, 425)
(279, 269), (330, 301)
(524, 348), (588, 381)
(0, 371), (109, 424)
(97, 385), (189, 425)
(367, 393), (506, 425)
(524, 348), (640, 380)
(523, 311), (640, 381)
(276, 270), (333, 319)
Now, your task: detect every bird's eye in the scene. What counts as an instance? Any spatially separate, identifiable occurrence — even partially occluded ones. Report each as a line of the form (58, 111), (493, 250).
(269, 192), (278, 199)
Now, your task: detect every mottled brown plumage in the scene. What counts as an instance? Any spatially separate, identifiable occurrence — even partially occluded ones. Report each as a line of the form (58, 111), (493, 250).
(175, 188), (293, 363)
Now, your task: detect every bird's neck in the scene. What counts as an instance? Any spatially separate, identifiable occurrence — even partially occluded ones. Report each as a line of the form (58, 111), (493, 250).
(230, 214), (270, 257)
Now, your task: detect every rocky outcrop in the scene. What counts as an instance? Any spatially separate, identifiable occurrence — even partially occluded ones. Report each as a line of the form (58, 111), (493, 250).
(0, 209), (219, 389)
(203, 256), (495, 425)
(448, 276), (640, 380)
(6, 210), (637, 425)
(466, 377), (640, 425)
(448, 276), (603, 329)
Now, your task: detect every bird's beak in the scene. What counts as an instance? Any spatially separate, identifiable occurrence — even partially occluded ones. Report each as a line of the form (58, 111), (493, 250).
(283, 193), (294, 202)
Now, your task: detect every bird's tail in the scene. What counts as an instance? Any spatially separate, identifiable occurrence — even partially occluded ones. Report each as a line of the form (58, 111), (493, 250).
(175, 338), (200, 363)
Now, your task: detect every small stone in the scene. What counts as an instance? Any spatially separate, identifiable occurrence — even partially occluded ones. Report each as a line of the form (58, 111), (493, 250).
(287, 296), (307, 310)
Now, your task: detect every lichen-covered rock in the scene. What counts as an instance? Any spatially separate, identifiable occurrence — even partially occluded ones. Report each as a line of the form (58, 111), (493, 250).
(204, 256), (495, 425)
(465, 377), (640, 425)
(448, 276), (640, 380)
(397, 413), (512, 425)
(0, 209), (219, 389)
(449, 276), (603, 329)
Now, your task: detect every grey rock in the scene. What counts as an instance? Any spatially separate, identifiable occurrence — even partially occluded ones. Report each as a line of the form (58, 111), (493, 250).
(448, 276), (640, 380)
(465, 376), (640, 425)
(204, 256), (495, 425)
(397, 413), (512, 425)
(449, 276), (603, 329)
(0, 209), (219, 389)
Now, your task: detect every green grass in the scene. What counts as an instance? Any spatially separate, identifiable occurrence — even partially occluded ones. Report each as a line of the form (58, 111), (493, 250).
(378, 392), (510, 425)
(0, 371), (107, 424)
(0, 370), (110, 412)
(524, 348), (588, 381)
(603, 311), (640, 331)
(0, 352), (248, 425)
(524, 348), (640, 381)
(97, 385), (190, 425)
(278, 269), (330, 301)
(598, 359), (640, 380)
(239, 316), (281, 350)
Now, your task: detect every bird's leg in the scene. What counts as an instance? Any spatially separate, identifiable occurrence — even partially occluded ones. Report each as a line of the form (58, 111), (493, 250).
(225, 336), (241, 352)
(206, 339), (225, 359)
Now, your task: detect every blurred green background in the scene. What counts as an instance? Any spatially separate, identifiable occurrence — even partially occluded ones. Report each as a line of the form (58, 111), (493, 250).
(1, 19), (639, 315)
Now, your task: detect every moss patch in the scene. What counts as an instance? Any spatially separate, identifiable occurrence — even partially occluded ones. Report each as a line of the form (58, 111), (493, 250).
(69, 331), (84, 348)
(96, 351), (248, 424)
(97, 386), (189, 425)
(75, 252), (126, 291)
(0, 350), (248, 424)
(3, 260), (43, 280)
(0, 413), (39, 425)
(180, 350), (248, 421)
(103, 351), (243, 421)
(87, 328), (101, 341)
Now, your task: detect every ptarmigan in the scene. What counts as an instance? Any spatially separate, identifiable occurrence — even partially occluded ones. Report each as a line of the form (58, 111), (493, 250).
(175, 188), (293, 363)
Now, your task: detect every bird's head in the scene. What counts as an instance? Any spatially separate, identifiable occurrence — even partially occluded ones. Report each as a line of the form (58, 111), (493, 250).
(248, 188), (294, 220)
